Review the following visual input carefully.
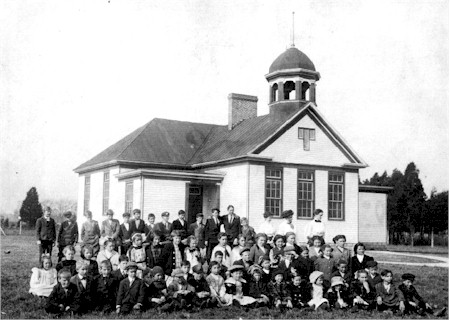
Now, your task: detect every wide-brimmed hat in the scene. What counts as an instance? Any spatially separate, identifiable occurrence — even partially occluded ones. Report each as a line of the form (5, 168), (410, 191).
(228, 265), (245, 273)
(309, 271), (324, 284)
(281, 210), (293, 219)
(330, 276), (344, 288)
(171, 268), (184, 277)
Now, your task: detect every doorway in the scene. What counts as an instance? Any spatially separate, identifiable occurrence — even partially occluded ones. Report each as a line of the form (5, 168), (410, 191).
(187, 185), (203, 224)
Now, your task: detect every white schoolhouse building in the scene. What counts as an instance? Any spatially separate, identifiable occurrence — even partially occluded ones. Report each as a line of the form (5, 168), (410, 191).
(75, 45), (389, 245)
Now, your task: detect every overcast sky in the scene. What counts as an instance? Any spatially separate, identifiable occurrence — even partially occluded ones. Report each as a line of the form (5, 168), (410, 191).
(1, 0), (448, 214)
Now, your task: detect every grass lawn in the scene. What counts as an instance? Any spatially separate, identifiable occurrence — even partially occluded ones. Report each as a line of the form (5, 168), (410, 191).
(365, 253), (444, 264)
(385, 245), (448, 255)
(1, 230), (448, 319)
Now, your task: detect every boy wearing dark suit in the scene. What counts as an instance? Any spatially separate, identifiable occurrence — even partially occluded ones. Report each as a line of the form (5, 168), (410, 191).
(331, 259), (353, 288)
(145, 213), (156, 243)
(154, 211), (173, 244)
(45, 270), (80, 316)
(221, 205), (241, 246)
(56, 211), (78, 262)
(204, 208), (221, 261)
(116, 262), (145, 314)
(36, 206), (56, 264)
(366, 261), (382, 289)
(188, 213), (206, 250)
(70, 261), (95, 313)
(112, 255), (129, 281)
(119, 212), (133, 255)
(130, 209), (148, 235)
(95, 260), (120, 313)
(161, 230), (186, 276)
(172, 210), (189, 242)
(375, 269), (405, 313)
(101, 209), (120, 249)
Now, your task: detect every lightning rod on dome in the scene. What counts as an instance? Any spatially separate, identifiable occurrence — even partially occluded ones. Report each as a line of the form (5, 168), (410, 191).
(291, 11), (295, 47)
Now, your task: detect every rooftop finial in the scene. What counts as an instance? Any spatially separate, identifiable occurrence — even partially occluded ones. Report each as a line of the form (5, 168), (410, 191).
(291, 11), (295, 47)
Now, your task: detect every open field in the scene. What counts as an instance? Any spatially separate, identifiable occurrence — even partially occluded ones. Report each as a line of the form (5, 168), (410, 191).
(1, 230), (448, 319)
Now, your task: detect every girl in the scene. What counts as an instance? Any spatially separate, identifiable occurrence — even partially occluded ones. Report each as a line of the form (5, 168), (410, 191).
(332, 234), (351, 263)
(350, 242), (374, 275)
(285, 232), (301, 257)
(289, 275), (312, 309)
(127, 233), (147, 270)
(97, 239), (120, 270)
(240, 218), (256, 247)
(184, 236), (202, 273)
(271, 270), (293, 311)
(231, 234), (246, 263)
(249, 233), (270, 265)
(55, 245), (77, 276)
(146, 233), (163, 268)
(308, 235), (324, 261)
(327, 276), (350, 309)
(269, 234), (285, 267)
(206, 261), (228, 306)
(257, 211), (276, 244)
(314, 244), (335, 285)
(223, 265), (256, 306)
(80, 210), (100, 257)
(29, 254), (57, 297)
(80, 244), (99, 278)
(308, 271), (329, 310)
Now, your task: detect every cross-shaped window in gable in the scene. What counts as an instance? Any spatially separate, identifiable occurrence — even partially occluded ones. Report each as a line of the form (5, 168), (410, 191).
(298, 127), (315, 151)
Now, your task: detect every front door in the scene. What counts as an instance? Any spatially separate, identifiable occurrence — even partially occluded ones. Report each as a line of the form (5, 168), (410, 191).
(188, 185), (203, 224)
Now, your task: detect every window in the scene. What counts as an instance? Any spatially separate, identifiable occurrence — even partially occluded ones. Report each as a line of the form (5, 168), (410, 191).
(103, 172), (110, 215)
(84, 175), (90, 215)
(125, 181), (133, 213)
(265, 168), (283, 217)
(328, 173), (344, 220)
(298, 127), (315, 151)
(298, 170), (314, 219)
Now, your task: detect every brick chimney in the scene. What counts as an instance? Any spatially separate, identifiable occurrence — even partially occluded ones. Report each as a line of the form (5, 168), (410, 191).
(228, 93), (258, 130)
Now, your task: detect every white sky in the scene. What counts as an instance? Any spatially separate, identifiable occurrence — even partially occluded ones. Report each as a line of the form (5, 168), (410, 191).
(1, 0), (448, 214)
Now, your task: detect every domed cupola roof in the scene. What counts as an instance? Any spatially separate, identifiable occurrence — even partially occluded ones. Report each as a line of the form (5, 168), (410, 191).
(269, 47), (316, 73)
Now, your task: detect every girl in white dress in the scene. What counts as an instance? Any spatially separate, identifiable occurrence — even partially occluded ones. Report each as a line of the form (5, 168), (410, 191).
(223, 265), (256, 306)
(29, 255), (57, 297)
(308, 271), (329, 310)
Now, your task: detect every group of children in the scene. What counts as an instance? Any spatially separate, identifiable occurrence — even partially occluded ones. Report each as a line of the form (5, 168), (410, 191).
(29, 227), (446, 317)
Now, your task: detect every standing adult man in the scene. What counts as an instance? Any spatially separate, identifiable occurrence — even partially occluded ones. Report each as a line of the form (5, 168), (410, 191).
(276, 209), (297, 236)
(153, 211), (172, 244)
(36, 206), (56, 264)
(100, 209), (120, 250)
(204, 208), (221, 261)
(221, 205), (241, 246)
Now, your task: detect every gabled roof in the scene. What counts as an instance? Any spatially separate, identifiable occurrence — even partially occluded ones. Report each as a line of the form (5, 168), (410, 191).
(74, 103), (367, 173)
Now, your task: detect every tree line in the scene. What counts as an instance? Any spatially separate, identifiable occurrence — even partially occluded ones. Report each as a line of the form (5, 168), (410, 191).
(360, 162), (448, 246)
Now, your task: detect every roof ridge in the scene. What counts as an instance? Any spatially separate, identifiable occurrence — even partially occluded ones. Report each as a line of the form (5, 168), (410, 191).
(185, 125), (216, 165)
(116, 119), (154, 160)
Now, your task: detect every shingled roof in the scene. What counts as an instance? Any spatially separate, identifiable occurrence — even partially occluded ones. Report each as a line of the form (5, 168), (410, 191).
(74, 102), (366, 173)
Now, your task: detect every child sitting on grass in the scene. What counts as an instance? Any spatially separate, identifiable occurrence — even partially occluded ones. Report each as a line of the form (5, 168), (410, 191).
(29, 254), (57, 297)
(211, 232), (232, 268)
(184, 236), (203, 273)
(188, 264), (213, 309)
(45, 270), (80, 317)
(111, 255), (129, 281)
(97, 239), (120, 271)
(80, 244), (99, 278)
(331, 259), (352, 288)
(269, 235), (285, 267)
(70, 261), (95, 313)
(270, 269), (293, 311)
(213, 251), (229, 280)
(289, 275), (311, 309)
(375, 269), (405, 314)
(350, 269), (376, 312)
(206, 261), (227, 307)
(146, 266), (171, 312)
(55, 245), (77, 276)
(365, 260), (382, 288)
(167, 268), (196, 310)
(116, 262), (145, 314)
(326, 276), (350, 309)
(95, 260), (120, 313)
(247, 266), (271, 307)
(307, 271), (329, 311)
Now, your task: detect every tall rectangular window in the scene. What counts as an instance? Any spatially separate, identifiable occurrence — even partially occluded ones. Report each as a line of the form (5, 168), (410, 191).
(265, 168), (283, 217)
(125, 181), (133, 213)
(84, 175), (90, 215)
(298, 170), (314, 219)
(103, 172), (110, 215)
(328, 173), (344, 220)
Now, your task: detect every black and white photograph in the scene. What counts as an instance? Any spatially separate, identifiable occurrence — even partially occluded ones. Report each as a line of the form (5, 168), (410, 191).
(1, 0), (448, 319)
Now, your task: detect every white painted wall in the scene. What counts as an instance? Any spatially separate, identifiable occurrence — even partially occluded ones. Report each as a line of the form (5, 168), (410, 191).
(248, 164), (266, 231)
(358, 192), (387, 244)
(259, 114), (352, 166)
(142, 178), (189, 224)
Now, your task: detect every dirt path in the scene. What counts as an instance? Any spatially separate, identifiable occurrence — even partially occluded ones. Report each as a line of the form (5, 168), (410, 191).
(366, 250), (448, 268)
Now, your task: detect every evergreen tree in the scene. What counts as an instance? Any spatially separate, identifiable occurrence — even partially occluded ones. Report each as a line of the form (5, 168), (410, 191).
(19, 187), (43, 228)
(426, 188), (449, 234)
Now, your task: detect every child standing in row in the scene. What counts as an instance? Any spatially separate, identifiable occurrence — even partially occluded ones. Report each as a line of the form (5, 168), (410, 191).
(56, 211), (79, 263)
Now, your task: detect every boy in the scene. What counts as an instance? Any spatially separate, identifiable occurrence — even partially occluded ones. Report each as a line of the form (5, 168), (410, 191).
(130, 209), (148, 235)
(95, 260), (120, 313)
(100, 209), (120, 250)
(119, 212), (133, 255)
(270, 269), (293, 311)
(331, 259), (352, 288)
(260, 255), (274, 284)
(36, 206), (56, 264)
(365, 261), (382, 289)
(247, 266), (271, 307)
(180, 260), (193, 284)
(128, 233), (147, 270)
(213, 251), (229, 280)
(111, 255), (129, 281)
(147, 265), (173, 311)
(375, 269), (405, 314)
(45, 270), (80, 316)
(146, 232), (164, 268)
(56, 211), (78, 262)
(161, 230), (186, 276)
(172, 210), (189, 243)
(277, 245), (298, 282)
(167, 268), (196, 310)
(289, 275), (312, 309)
(350, 269), (376, 311)
(55, 245), (77, 276)
(188, 213), (206, 255)
(204, 208), (222, 261)
(154, 211), (173, 244)
(188, 264), (212, 309)
(70, 261), (95, 313)
(145, 213), (156, 243)
(116, 262), (145, 314)
(211, 232), (232, 267)
(233, 247), (253, 280)
(80, 244), (99, 278)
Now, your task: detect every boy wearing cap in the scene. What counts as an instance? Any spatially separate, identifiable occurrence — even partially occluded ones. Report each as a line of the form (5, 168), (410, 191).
(95, 260), (120, 313)
(277, 245), (300, 282)
(365, 260), (382, 288)
(326, 276), (350, 309)
(56, 211), (78, 263)
(167, 268), (196, 310)
(349, 269), (376, 311)
(233, 247), (253, 281)
(398, 273), (439, 316)
(116, 262), (145, 314)
(154, 212), (173, 244)
(119, 212), (133, 255)
(188, 264), (212, 309)
(270, 269), (293, 311)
